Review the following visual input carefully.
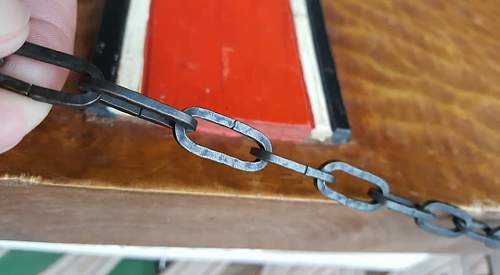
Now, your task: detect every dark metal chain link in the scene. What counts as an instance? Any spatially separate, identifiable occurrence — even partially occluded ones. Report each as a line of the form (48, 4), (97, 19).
(1, 42), (499, 249)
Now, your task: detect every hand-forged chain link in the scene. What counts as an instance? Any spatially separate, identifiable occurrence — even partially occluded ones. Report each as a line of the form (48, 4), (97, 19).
(368, 189), (500, 248)
(1, 42), (499, 249)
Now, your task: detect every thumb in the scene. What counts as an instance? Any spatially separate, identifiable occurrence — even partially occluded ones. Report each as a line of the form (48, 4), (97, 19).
(0, 0), (32, 154)
(0, 0), (30, 58)
(0, 0), (77, 154)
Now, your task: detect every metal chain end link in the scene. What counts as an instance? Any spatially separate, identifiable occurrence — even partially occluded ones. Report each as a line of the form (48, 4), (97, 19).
(0, 42), (498, 249)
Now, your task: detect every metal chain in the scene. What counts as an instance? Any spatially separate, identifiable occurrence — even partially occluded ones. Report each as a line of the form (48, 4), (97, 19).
(1, 42), (499, 249)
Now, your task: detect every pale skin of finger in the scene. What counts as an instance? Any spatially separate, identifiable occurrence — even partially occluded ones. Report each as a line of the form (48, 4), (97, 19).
(0, 0), (76, 153)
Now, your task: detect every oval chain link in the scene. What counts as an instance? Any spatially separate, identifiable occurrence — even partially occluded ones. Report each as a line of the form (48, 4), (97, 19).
(314, 161), (390, 212)
(1, 42), (103, 107)
(2, 42), (499, 250)
(81, 80), (197, 130)
(454, 218), (492, 243)
(415, 201), (473, 238)
(173, 107), (272, 172)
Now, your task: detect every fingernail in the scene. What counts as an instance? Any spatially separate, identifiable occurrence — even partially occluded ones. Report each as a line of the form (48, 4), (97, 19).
(0, 0), (30, 37)
(0, 0), (30, 57)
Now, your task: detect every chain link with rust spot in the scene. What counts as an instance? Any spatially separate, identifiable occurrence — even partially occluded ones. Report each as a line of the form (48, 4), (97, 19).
(1, 42), (499, 249)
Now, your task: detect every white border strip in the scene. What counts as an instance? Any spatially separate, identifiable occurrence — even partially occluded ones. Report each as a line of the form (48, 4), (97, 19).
(290, 0), (333, 142)
(114, 0), (335, 142)
(39, 254), (121, 275)
(0, 241), (428, 271)
(116, 0), (152, 92)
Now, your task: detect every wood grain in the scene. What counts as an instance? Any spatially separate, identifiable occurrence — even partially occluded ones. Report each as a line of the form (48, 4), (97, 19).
(2, 0), (498, 207)
(0, 0), (499, 250)
(0, 184), (491, 252)
(322, 0), (500, 206)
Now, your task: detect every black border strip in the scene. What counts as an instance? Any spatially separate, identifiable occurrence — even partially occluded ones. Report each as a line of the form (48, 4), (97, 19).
(92, 0), (131, 82)
(86, 0), (131, 116)
(306, 0), (351, 144)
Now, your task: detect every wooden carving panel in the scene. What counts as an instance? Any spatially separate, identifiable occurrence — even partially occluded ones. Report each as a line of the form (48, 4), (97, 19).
(2, 0), (499, 206)
(0, 0), (499, 251)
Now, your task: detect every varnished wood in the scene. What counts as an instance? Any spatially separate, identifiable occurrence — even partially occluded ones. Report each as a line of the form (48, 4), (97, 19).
(2, 0), (499, 206)
(0, 184), (490, 252)
(0, 0), (499, 250)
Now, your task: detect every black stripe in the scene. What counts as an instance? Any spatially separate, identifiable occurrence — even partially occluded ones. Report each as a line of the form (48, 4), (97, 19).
(306, 0), (351, 144)
(92, 0), (131, 82)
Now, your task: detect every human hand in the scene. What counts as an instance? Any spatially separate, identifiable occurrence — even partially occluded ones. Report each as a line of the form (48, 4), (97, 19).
(0, 0), (76, 153)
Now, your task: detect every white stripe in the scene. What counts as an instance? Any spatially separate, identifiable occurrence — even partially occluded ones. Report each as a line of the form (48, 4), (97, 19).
(160, 261), (228, 275)
(116, 0), (151, 92)
(110, 0), (152, 117)
(490, 254), (500, 275)
(0, 240), (429, 271)
(290, 0), (334, 142)
(114, 0), (336, 142)
(39, 254), (121, 275)
(261, 265), (366, 275)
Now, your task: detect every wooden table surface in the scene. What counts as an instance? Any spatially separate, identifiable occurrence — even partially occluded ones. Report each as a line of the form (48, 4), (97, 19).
(0, 0), (499, 251)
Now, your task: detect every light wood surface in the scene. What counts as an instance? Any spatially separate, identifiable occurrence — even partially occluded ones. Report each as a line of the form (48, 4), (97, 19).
(2, 0), (499, 207)
(0, 184), (490, 252)
(0, 0), (499, 250)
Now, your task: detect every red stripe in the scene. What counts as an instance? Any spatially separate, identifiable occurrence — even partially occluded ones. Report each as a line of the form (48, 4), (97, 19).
(143, 0), (314, 140)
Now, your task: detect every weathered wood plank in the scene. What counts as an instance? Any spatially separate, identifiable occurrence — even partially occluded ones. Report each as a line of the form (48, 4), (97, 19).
(2, 0), (499, 208)
(0, 0), (499, 251)
(0, 184), (491, 252)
